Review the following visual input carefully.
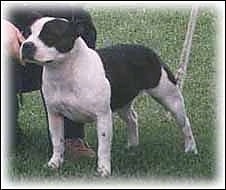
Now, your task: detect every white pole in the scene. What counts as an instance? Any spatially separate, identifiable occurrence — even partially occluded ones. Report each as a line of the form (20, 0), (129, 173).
(166, 6), (199, 119)
(175, 6), (199, 91)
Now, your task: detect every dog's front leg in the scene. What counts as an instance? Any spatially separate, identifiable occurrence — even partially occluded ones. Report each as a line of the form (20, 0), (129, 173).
(96, 109), (113, 177)
(47, 111), (64, 169)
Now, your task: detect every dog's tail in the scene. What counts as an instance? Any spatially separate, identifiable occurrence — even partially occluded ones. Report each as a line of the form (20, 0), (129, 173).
(162, 63), (177, 85)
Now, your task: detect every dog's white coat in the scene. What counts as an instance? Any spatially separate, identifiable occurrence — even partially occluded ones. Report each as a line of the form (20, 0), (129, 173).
(22, 17), (113, 176)
(43, 37), (112, 176)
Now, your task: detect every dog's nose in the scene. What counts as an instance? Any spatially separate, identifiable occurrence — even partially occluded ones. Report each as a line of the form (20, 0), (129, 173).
(21, 42), (36, 60)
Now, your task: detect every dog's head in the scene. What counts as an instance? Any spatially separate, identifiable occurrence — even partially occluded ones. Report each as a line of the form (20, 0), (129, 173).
(20, 17), (81, 65)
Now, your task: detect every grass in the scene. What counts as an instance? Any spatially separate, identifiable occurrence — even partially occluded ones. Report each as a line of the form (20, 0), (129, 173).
(7, 7), (218, 185)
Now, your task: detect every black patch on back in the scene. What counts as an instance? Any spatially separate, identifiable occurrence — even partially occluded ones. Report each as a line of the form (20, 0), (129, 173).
(97, 44), (163, 111)
(39, 19), (75, 53)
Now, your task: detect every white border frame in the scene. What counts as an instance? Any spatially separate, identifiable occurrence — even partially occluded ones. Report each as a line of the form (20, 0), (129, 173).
(1, 1), (225, 189)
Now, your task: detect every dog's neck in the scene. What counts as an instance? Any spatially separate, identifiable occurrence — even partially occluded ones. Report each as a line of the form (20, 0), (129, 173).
(71, 36), (89, 55)
(42, 36), (91, 82)
(43, 36), (89, 68)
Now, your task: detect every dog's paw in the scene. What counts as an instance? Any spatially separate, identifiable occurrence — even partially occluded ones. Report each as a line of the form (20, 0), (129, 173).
(47, 157), (63, 169)
(97, 165), (111, 177)
(185, 138), (198, 154)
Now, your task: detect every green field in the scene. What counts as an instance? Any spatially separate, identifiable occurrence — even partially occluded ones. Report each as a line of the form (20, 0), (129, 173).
(8, 7), (217, 185)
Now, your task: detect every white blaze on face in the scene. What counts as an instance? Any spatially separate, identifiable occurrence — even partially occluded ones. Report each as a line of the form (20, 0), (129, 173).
(31, 17), (56, 36)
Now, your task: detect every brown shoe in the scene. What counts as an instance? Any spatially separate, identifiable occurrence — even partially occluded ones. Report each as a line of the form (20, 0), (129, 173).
(65, 138), (96, 159)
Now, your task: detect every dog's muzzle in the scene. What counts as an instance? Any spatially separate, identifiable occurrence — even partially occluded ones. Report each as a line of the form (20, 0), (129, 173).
(21, 42), (36, 61)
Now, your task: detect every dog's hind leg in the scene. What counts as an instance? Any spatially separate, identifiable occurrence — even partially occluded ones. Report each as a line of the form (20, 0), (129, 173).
(47, 111), (65, 169)
(118, 102), (139, 148)
(147, 68), (198, 154)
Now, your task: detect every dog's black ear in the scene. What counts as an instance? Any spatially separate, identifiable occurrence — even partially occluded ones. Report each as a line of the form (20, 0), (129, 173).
(69, 20), (86, 39)
(69, 19), (97, 49)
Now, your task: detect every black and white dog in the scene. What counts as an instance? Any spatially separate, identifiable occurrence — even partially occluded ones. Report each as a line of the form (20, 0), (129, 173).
(20, 17), (197, 176)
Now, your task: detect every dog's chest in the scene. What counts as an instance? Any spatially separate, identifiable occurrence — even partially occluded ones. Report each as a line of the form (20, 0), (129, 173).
(42, 49), (110, 123)
(43, 72), (98, 122)
(55, 96), (95, 122)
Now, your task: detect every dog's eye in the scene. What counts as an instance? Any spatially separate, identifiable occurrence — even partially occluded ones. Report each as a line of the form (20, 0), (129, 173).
(41, 34), (57, 46)
(39, 27), (62, 47)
